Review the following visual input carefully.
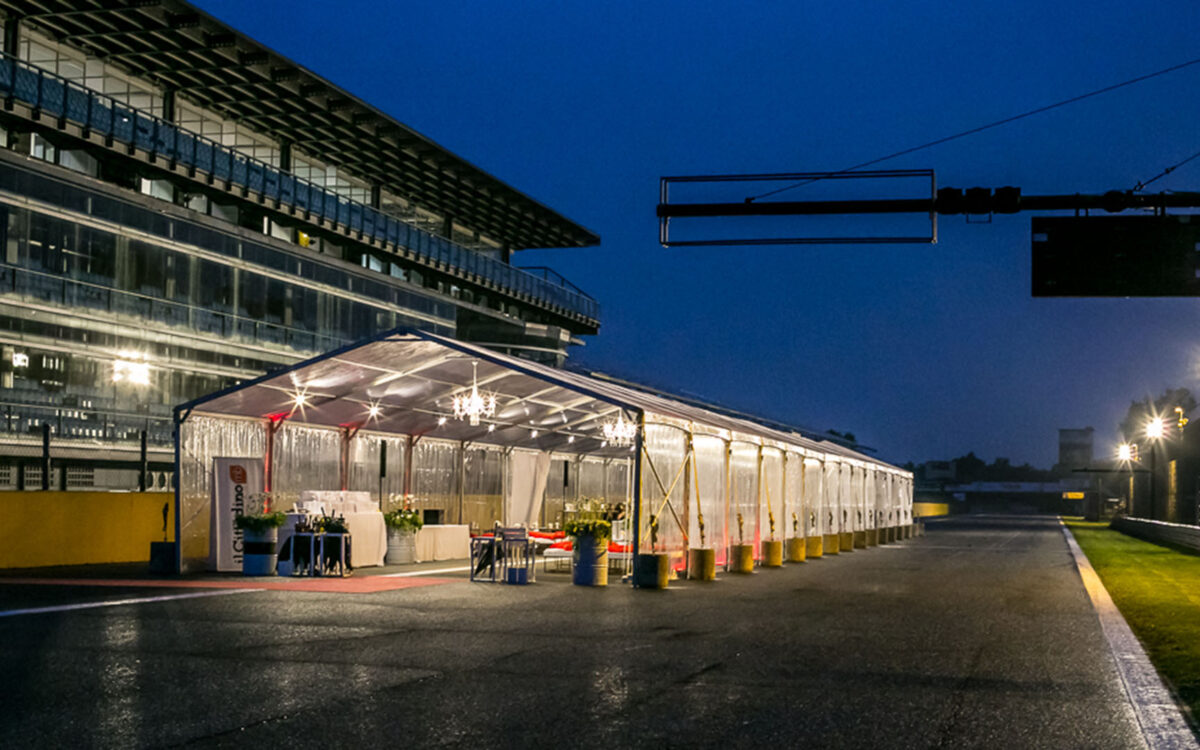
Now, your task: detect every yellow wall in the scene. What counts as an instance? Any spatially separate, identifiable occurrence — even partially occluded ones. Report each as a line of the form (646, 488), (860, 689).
(913, 501), (950, 518)
(0, 491), (174, 569)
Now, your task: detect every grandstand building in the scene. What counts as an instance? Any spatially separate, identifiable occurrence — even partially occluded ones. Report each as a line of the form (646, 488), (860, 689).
(0, 0), (600, 489)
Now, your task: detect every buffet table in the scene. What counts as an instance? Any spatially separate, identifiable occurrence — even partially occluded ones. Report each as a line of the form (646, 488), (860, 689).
(279, 513), (387, 568)
(415, 524), (471, 562)
(283, 490), (389, 569)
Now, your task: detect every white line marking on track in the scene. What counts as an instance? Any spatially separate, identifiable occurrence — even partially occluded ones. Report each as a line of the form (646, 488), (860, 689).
(381, 566), (471, 578)
(1060, 520), (1199, 750)
(0, 588), (264, 618)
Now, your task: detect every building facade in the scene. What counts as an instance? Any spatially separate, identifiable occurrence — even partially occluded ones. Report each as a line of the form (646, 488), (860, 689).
(0, 1), (600, 489)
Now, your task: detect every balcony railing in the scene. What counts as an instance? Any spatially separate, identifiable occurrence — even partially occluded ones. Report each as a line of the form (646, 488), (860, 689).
(0, 52), (600, 323)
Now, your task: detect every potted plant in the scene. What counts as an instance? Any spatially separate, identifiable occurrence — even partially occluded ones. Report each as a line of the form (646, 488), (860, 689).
(730, 511), (754, 573)
(565, 517), (610, 587)
(807, 511), (824, 559)
(635, 514), (670, 589)
(234, 492), (286, 576)
(786, 511), (806, 563)
(383, 506), (423, 564)
(688, 503), (716, 581)
(761, 505), (783, 568)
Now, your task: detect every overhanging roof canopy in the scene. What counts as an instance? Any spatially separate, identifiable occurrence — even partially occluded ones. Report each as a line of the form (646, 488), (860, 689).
(180, 329), (908, 474)
(3, 0), (600, 250)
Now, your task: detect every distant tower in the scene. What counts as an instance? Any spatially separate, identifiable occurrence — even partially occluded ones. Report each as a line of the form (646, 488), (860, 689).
(1058, 428), (1095, 471)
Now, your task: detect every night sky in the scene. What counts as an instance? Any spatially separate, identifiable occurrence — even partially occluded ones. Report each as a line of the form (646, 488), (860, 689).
(195, 0), (1200, 468)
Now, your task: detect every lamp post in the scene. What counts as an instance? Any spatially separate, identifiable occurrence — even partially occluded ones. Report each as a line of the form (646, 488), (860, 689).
(1117, 443), (1138, 515)
(1145, 417), (1165, 520)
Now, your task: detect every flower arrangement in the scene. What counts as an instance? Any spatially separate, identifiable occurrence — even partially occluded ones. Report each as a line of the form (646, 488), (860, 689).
(316, 515), (349, 534)
(234, 492), (286, 533)
(564, 518), (611, 542)
(384, 507), (423, 533)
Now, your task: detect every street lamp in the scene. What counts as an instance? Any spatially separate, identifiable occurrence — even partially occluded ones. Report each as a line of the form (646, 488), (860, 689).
(1117, 443), (1139, 514)
(1145, 417), (1167, 519)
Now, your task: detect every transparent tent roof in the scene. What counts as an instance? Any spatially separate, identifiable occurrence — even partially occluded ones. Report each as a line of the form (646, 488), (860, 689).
(179, 328), (906, 473)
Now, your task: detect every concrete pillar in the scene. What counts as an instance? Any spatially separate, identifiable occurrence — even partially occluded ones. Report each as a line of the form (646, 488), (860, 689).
(3, 16), (20, 58)
(279, 138), (292, 173)
(162, 88), (176, 123)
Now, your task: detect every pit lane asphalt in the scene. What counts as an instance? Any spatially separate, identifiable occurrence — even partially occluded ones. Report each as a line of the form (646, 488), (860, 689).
(0, 516), (1148, 748)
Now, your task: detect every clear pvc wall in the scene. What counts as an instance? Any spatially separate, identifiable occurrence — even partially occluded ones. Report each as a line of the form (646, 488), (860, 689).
(272, 423), (342, 507)
(804, 458), (824, 538)
(348, 433), (408, 507)
(544, 456), (576, 528)
(463, 445), (503, 530)
(822, 461), (840, 537)
(411, 438), (461, 522)
(691, 434), (728, 563)
(729, 442), (760, 551)
(178, 412), (911, 573)
(761, 448), (785, 544)
(640, 422), (688, 560)
(785, 452), (804, 541)
(839, 464), (853, 535)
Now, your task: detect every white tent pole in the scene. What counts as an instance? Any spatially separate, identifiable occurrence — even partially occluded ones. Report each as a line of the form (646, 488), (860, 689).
(458, 440), (467, 526)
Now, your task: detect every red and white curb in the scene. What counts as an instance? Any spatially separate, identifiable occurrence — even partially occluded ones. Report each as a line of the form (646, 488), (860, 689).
(1061, 522), (1199, 749)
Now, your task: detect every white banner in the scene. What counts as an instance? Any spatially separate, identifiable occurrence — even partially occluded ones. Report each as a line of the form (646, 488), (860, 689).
(209, 457), (264, 572)
(506, 450), (551, 528)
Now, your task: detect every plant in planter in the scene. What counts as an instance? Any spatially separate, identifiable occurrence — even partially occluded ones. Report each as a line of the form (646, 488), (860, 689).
(383, 507), (423, 565)
(730, 510), (754, 573)
(761, 484), (783, 568)
(636, 514), (670, 589)
(234, 492), (286, 576)
(687, 483), (716, 581)
(787, 511), (806, 563)
(565, 517), (611, 587)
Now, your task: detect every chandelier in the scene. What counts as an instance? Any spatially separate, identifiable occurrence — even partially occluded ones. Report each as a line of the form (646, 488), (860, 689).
(601, 414), (638, 447)
(452, 361), (496, 426)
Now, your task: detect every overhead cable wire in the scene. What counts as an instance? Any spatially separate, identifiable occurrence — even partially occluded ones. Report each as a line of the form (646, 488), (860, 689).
(1133, 147), (1200, 191)
(747, 54), (1200, 202)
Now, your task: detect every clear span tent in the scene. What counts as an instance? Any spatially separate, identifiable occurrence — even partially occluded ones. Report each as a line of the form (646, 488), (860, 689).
(173, 328), (913, 574)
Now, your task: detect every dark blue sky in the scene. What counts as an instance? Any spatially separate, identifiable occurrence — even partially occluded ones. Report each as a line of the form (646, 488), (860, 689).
(196, 0), (1200, 467)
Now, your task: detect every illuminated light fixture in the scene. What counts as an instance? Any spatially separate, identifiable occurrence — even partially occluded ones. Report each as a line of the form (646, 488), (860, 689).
(487, 424), (496, 432)
(1117, 443), (1133, 462)
(601, 440), (608, 448)
(601, 414), (638, 447)
(113, 357), (151, 386)
(1146, 417), (1165, 440)
(567, 435), (575, 444)
(367, 403), (382, 420)
(531, 429), (539, 438)
(294, 393), (309, 408)
(452, 361), (496, 426)
(437, 416), (448, 426)
(11, 352), (28, 368)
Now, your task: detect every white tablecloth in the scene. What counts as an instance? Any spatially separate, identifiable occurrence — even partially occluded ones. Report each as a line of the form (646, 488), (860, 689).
(344, 512), (387, 567)
(281, 512), (387, 568)
(415, 525), (471, 562)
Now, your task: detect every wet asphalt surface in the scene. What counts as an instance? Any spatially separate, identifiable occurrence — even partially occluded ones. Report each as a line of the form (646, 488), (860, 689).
(0, 516), (1146, 749)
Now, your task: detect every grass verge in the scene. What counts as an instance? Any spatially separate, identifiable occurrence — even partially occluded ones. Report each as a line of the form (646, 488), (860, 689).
(1064, 519), (1200, 723)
